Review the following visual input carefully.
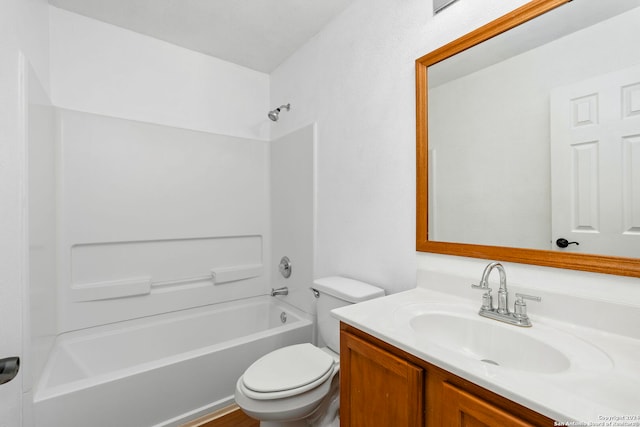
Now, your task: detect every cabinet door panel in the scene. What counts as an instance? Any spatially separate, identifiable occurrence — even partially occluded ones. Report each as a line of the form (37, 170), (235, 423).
(442, 382), (536, 427)
(340, 332), (424, 427)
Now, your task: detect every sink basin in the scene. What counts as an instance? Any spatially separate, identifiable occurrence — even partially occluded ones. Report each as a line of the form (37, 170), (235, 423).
(394, 302), (613, 375)
(410, 312), (570, 373)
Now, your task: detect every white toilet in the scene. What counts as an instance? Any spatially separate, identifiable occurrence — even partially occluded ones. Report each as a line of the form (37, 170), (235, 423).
(234, 276), (385, 427)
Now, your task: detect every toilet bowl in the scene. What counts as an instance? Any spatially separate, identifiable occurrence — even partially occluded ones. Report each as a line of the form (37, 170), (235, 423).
(234, 277), (385, 427)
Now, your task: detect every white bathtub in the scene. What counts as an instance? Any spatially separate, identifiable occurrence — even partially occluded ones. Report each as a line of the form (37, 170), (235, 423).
(34, 296), (313, 427)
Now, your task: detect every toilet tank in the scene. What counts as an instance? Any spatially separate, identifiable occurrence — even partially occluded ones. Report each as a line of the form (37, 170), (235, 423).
(313, 277), (385, 353)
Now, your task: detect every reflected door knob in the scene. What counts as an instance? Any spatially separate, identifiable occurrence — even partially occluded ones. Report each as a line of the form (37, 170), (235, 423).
(556, 238), (579, 248)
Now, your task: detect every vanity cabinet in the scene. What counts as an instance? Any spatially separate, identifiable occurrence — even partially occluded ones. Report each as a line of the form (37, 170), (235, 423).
(340, 329), (424, 426)
(340, 323), (554, 427)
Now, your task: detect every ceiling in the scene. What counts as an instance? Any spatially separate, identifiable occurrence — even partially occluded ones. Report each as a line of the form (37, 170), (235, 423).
(48, 0), (354, 73)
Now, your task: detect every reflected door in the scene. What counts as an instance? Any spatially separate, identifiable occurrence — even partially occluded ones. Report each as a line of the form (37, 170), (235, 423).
(550, 64), (640, 257)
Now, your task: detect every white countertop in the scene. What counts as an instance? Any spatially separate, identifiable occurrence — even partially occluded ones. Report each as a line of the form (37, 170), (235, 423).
(332, 287), (640, 424)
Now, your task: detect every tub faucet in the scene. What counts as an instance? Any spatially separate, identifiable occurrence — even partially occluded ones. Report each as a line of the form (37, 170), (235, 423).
(271, 287), (289, 297)
(471, 262), (541, 327)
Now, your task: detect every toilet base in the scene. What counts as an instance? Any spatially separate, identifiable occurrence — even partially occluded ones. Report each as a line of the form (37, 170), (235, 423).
(239, 373), (340, 427)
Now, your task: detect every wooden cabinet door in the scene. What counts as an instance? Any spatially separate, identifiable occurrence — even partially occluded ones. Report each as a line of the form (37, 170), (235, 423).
(340, 331), (424, 427)
(442, 382), (537, 427)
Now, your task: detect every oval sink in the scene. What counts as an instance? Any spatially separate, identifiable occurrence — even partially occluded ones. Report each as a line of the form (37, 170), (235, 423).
(410, 312), (571, 374)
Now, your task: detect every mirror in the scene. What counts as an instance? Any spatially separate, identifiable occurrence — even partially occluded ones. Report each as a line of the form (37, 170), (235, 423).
(416, 0), (640, 277)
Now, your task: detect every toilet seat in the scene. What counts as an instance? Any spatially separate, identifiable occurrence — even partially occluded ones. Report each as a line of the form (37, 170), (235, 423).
(241, 343), (335, 400)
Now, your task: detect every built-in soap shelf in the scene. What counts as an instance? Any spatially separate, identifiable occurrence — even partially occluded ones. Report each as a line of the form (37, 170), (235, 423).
(68, 235), (263, 303)
(71, 264), (263, 302)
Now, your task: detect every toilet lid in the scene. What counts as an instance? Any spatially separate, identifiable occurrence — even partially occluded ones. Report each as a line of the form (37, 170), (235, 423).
(242, 343), (334, 393)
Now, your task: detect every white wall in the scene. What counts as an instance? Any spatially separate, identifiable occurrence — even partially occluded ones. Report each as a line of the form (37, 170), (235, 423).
(270, 0), (532, 293)
(270, 124), (316, 315)
(270, 0), (640, 296)
(0, 46), (29, 427)
(0, 0), (50, 425)
(49, 7), (270, 141)
(0, 0), (50, 92)
(27, 66), (57, 400)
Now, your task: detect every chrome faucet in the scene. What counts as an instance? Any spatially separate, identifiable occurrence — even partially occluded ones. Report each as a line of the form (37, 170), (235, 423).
(471, 262), (540, 327)
(270, 286), (289, 296)
(481, 262), (508, 314)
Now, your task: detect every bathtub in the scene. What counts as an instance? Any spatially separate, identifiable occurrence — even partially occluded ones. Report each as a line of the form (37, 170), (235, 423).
(34, 296), (313, 427)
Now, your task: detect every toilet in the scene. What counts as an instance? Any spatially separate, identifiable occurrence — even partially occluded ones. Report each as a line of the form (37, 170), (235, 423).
(234, 276), (385, 427)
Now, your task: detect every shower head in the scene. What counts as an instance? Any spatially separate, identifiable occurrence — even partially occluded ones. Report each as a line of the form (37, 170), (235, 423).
(268, 103), (290, 122)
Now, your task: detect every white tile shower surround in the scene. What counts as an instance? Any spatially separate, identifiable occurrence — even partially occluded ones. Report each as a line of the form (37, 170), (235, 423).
(55, 109), (270, 331)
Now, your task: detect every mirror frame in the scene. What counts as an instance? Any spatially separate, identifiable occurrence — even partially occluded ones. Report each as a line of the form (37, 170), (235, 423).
(416, 0), (640, 278)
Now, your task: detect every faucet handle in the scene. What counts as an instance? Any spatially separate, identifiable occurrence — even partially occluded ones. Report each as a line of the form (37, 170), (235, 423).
(471, 284), (493, 311)
(514, 293), (541, 323)
(515, 293), (541, 303)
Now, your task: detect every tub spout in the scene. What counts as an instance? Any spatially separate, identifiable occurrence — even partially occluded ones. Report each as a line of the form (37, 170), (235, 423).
(271, 287), (289, 297)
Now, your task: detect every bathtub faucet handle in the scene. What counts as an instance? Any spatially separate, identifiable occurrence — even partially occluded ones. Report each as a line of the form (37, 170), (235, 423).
(271, 287), (289, 297)
(279, 256), (292, 278)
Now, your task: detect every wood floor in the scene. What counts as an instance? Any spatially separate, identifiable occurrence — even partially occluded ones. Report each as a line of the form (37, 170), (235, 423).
(180, 404), (259, 427)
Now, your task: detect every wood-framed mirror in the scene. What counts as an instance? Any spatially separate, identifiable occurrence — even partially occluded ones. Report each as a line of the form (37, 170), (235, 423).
(416, 0), (640, 277)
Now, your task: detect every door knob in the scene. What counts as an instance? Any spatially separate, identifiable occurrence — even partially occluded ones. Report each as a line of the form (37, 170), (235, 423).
(556, 238), (579, 248)
(0, 357), (20, 385)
